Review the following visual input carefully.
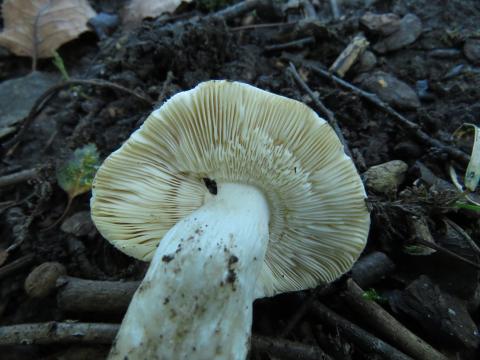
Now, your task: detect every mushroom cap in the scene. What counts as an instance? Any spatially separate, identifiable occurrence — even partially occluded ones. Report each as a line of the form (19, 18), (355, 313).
(91, 80), (370, 297)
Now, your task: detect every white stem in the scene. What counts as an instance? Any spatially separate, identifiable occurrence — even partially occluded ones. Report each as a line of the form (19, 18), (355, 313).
(108, 183), (270, 360)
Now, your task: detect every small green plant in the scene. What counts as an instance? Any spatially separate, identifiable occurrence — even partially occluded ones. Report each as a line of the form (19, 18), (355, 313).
(45, 144), (100, 230)
(362, 288), (386, 303)
(52, 51), (70, 81)
(455, 202), (480, 212)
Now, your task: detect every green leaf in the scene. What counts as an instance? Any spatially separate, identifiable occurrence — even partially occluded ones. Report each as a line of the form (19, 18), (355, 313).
(452, 123), (480, 192)
(57, 144), (100, 199)
(455, 202), (480, 212)
(362, 288), (385, 303)
(52, 51), (70, 81)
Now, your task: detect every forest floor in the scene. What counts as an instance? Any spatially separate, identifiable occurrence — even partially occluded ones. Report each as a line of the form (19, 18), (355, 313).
(0, 0), (480, 359)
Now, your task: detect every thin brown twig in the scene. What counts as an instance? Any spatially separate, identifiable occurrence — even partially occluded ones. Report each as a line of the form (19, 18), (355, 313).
(0, 253), (35, 281)
(288, 62), (352, 158)
(293, 59), (470, 165)
(230, 21), (296, 32)
(279, 252), (395, 337)
(0, 168), (38, 188)
(311, 301), (413, 360)
(252, 335), (333, 360)
(342, 279), (448, 360)
(0, 321), (331, 360)
(2, 79), (153, 156)
(414, 238), (480, 270)
(266, 37), (315, 51)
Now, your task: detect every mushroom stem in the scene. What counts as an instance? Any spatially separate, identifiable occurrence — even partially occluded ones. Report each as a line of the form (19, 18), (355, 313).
(108, 183), (270, 360)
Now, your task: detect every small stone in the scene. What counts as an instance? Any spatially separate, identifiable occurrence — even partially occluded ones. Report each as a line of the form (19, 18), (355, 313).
(0, 71), (59, 128)
(463, 38), (480, 64)
(61, 211), (95, 237)
(363, 160), (408, 195)
(354, 50), (377, 73)
(24, 262), (66, 298)
(360, 12), (401, 36)
(355, 71), (420, 110)
(374, 14), (422, 53)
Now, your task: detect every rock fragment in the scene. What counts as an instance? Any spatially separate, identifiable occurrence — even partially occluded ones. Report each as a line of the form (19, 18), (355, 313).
(374, 14), (422, 53)
(363, 160), (408, 196)
(360, 12), (401, 36)
(463, 38), (480, 64)
(355, 71), (420, 110)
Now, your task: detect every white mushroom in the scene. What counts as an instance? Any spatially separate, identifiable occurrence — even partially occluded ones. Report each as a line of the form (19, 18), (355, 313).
(91, 80), (370, 359)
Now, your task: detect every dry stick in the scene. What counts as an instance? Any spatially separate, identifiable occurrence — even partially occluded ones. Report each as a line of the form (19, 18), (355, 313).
(279, 252), (395, 337)
(0, 253), (35, 281)
(57, 276), (140, 314)
(2, 79), (153, 155)
(329, 33), (369, 77)
(266, 36), (315, 51)
(329, 0), (340, 20)
(414, 238), (480, 270)
(288, 63), (352, 158)
(230, 21), (296, 32)
(311, 301), (413, 360)
(342, 279), (448, 360)
(0, 168), (38, 188)
(295, 60), (470, 165)
(252, 335), (333, 360)
(350, 251), (395, 288)
(211, 0), (261, 20)
(0, 321), (330, 360)
(0, 322), (118, 345)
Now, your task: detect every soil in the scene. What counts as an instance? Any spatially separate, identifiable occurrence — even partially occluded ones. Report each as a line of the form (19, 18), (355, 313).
(1, 0), (480, 359)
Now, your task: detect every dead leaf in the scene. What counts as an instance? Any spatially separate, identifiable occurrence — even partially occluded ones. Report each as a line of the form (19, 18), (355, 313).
(123, 0), (192, 25)
(0, 0), (96, 60)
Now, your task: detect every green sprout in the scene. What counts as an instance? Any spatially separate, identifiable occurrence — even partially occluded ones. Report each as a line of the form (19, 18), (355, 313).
(52, 51), (70, 81)
(454, 202), (480, 212)
(362, 288), (386, 303)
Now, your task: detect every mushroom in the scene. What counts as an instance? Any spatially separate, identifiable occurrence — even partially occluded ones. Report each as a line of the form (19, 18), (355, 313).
(91, 81), (370, 359)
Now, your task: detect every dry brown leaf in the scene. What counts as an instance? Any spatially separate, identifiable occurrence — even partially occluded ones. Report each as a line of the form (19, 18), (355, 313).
(123, 0), (191, 25)
(0, 0), (96, 60)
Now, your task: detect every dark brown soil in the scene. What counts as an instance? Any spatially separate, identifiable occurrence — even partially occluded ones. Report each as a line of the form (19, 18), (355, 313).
(1, 0), (480, 359)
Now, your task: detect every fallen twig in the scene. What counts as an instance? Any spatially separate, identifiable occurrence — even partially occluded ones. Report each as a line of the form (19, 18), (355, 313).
(252, 335), (332, 360)
(414, 238), (480, 270)
(0, 168), (38, 188)
(0, 322), (118, 345)
(280, 252), (395, 337)
(288, 57), (470, 165)
(0, 321), (330, 360)
(329, 33), (369, 77)
(0, 253), (35, 281)
(2, 79), (153, 156)
(350, 251), (395, 288)
(212, 0), (261, 20)
(57, 276), (140, 313)
(266, 36), (315, 51)
(311, 301), (413, 360)
(329, 0), (340, 20)
(288, 62), (352, 158)
(341, 279), (448, 360)
(230, 21), (295, 32)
